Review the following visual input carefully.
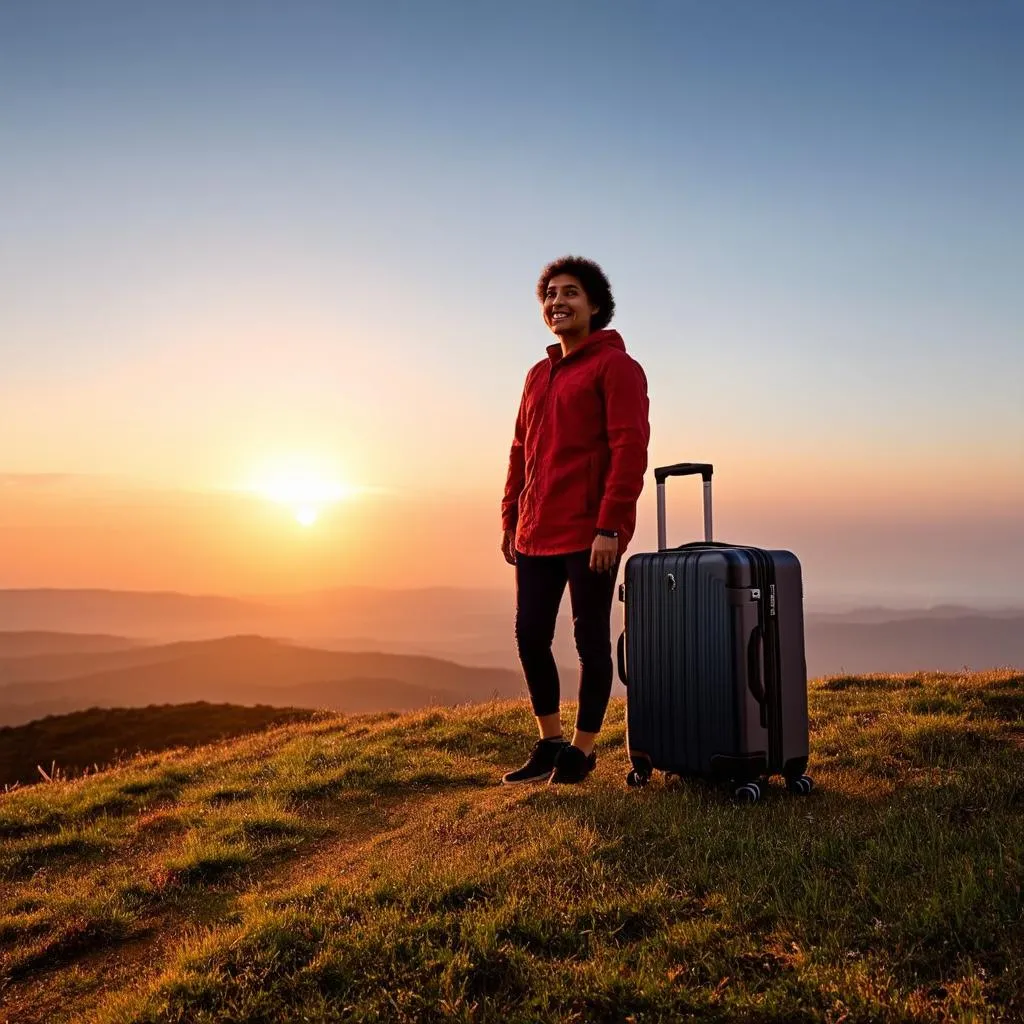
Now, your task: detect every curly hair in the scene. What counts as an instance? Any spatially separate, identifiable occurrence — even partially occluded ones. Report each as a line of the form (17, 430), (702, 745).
(536, 255), (616, 332)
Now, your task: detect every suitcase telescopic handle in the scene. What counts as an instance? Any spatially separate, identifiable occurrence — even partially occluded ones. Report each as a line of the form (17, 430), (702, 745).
(654, 463), (713, 484)
(654, 463), (713, 549)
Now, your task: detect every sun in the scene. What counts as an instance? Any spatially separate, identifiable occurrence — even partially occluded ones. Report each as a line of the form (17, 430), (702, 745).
(248, 457), (356, 526)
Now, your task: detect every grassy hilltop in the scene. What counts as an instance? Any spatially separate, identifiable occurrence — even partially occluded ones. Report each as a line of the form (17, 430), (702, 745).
(0, 670), (1021, 1023)
(0, 703), (322, 789)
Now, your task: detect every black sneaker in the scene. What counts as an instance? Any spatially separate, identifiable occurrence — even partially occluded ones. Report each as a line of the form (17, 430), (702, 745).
(549, 744), (597, 784)
(501, 737), (568, 784)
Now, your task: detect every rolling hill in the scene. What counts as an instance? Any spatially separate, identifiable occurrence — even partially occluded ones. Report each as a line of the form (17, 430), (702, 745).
(0, 670), (1020, 1023)
(0, 702), (322, 788)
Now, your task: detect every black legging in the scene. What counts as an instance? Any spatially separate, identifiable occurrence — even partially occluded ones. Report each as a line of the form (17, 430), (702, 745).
(514, 549), (619, 735)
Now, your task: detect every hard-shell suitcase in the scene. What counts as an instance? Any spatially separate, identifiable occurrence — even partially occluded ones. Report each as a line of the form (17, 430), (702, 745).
(616, 462), (813, 802)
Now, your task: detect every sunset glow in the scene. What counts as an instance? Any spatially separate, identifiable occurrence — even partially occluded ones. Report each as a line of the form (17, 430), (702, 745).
(248, 458), (356, 528)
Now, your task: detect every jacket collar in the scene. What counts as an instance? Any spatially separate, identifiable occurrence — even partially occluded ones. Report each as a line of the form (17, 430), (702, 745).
(545, 328), (625, 366)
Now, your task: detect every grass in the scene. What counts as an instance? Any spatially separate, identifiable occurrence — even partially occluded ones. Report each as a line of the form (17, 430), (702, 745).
(0, 669), (1020, 1022)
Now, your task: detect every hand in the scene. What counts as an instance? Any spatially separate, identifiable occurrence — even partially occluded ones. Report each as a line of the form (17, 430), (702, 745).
(501, 529), (517, 565)
(590, 533), (618, 574)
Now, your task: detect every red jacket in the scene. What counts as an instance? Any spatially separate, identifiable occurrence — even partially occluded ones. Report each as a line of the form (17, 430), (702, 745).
(502, 329), (650, 557)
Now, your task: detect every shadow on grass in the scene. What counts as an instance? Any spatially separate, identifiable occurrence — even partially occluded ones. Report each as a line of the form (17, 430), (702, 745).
(973, 679), (1024, 724)
(1, 832), (111, 881)
(285, 765), (494, 803)
(819, 674), (924, 692)
(5, 913), (133, 982)
(0, 790), (133, 841)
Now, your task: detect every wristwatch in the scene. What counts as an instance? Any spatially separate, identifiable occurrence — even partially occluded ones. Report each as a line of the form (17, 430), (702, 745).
(596, 528), (618, 538)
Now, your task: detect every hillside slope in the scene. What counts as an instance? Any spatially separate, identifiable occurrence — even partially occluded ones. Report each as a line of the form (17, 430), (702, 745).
(0, 671), (1021, 1023)
(0, 703), (322, 788)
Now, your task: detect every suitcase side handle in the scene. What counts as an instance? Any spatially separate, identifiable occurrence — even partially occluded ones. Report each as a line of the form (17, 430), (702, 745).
(616, 630), (627, 686)
(655, 463), (713, 549)
(747, 625), (768, 729)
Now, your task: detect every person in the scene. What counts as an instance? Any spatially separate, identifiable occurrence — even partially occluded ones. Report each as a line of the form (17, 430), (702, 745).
(500, 255), (650, 785)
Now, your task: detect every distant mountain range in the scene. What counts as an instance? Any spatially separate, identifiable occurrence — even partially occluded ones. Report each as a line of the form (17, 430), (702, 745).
(0, 633), (527, 728)
(0, 589), (281, 638)
(806, 604), (1024, 624)
(0, 586), (581, 672)
(0, 630), (143, 658)
(804, 615), (1024, 675)
(0, 588), (1021, 728)
(0, 586), (531, 636)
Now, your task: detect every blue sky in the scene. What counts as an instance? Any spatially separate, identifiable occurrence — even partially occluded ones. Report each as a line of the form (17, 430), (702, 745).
(1, 1), (1021, 600)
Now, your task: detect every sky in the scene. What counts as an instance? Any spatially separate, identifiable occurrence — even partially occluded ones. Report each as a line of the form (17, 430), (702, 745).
(1, 1), (1022, 604)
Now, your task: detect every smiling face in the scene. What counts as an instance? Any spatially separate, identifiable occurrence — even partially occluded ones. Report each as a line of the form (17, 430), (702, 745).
(542, 273), (600, 340)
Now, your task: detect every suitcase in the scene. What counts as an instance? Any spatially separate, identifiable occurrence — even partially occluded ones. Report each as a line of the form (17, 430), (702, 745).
(616, 462), (813, 802)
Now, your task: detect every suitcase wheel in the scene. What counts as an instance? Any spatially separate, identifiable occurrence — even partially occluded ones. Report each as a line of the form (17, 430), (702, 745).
(626, 768), (650, 788)
(734, 781), (762, 804)
(786, 774), (814, 796)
